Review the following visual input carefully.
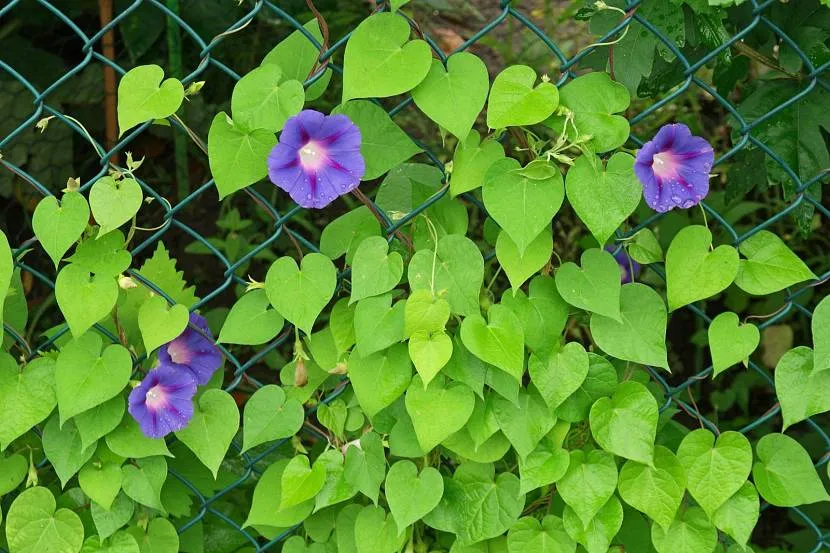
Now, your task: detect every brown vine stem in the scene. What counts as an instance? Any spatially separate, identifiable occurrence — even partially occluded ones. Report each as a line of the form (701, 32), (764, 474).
(305, 0), (330, 78)
(351, 188), (414, 252)
(97, 0), (119, 161)
(607, 5), (639, 81)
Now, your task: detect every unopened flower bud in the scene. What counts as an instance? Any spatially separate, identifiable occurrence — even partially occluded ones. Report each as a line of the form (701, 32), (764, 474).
(118, 275), (138, 289)
(294, 358), (308, 387)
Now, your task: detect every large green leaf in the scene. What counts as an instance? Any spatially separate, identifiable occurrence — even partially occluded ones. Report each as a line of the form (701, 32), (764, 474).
(555, 248), (622, 321)
(752, 432), (830, 507)
(589, 380), (658, 465)
(734, 230), (817, 295)
(32, 192), (89, 269)
(117, 65), (183, 135)
(618, 445), (686, 529)
(0, 355), (56, 450)
(408, 234), (484, 317)
(557, 449), (617, 527)
(5, 487), (84, 553)
(487, 65), (559, 129)
(265, 253), (337, 336)
(774, 346), (830, 430)
(208, 112), (276, 199)
(385, 460), (444, 534)
(175, 389), (239, 478)
(651, 507), (717, 553)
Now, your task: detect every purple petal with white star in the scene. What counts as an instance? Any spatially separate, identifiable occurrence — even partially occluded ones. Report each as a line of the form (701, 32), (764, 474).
(128, 364), (196, 439)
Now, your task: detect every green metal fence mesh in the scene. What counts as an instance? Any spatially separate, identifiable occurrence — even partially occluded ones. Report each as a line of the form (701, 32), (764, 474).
(1, 0), (829, 551)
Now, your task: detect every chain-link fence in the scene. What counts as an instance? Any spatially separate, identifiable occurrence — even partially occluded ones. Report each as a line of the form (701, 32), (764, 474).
(1, 0), (829, 551)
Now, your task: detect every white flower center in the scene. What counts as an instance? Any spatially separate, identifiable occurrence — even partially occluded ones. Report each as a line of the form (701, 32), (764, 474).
(146, 385), (165, 409)
(299, 141), (326, 170)
(652, 152), (675, 178)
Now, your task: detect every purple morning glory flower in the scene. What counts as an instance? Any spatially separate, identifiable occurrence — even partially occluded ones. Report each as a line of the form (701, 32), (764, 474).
(128, 364), (196, 439)
(607, 246), (640, 284)
(267, 110), (365, 209)
(634, 123), (714, 213)
(158, 313), (222, 385)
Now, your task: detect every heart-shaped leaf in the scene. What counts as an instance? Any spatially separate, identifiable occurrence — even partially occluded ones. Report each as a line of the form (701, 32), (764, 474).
(709, 312), (760, 377)
(80, 531), (139, 553)
(460, 304), (525, 380)
(350, 236), (404, 303)
(408, 235), (484, 317)
(353, 293), (406, 356)
(219, 289), (284, 345)
(665, 225), (739, 311)
(712, 482), (759, 547)
(775, 346), (830, 430)
(241, 385), (304, 454)
(589, 380), (658, 465)
(555, 248), (622, 321)
(628, 228), (663, 264)
(6, 487), (84, 553)
(405, 375), (475, 451)
(105, 416), (172, 459)
(752, 432), (830, 507)
(244, 459), (315, 528)
(385, 460), (444, 533)
(127, 518), (178, 553)
(412, 53), (489, 140)
(348, 344), (412, 419)
(518, 430), (570, 494)
(74, 396), (125, 451)
(121, 456), (167, 512)
(320, 207), (381, 263)
(543, 72), (630, 153)
(314, 448), (359, 511)
(563, 496), (623, 553)
(501, 275), (569, 352)
(208, 112), (276, 199)
(89, 176), (143, 237)
(78, 454), (123, 510)
(56, 331), (132, 423)
(676, 429), (752, 517)
(487, 65), (559, 129)
(496, 228), (552, 293)
(354, 505), (407, 553)
(557, 353), (618, 424)
(565, 153), (641, 246)
(137, 296), (189, 354)
(265, 253), (337, 336)
(66, 230), (132, 277)
(342, 13), (432, 102)
(590, 282), (668, 369)
(735, 230), (817, 295)
(32, 192), (90, 268)
(404, 289), (450, 337)
(651, 507), (717, 553)
(492, 389), (556, 459)
(175, 389), (239, 478)
(557, 449), (617, 527)
(344, 431), (385, 503)
(90, 493), (134, 541)
(55, 265), (118, 337)
(618, 445), (686, 529)
(529, 342), (589, 410)
(450, 130), (505, 197)
(814, 295), (830, 372)
(0, 453), (27, 495)
(0, 355), (56, 450)
(117, 64), (184, 135)
(483, 158), (563, 256)
(508, 515), (575, 553)
(231, 64), (304, 132)
(280, 455), (327, 510)
(42, 415), (95, 487)
(408, 330), (453, 386)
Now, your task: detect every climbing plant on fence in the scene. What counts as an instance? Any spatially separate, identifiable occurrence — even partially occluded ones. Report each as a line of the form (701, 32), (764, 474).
(0, 0), (829, 552)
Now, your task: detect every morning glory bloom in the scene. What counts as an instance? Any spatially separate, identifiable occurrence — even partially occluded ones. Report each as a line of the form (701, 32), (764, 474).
(267, 110), (365, 209)
(158, 312), (222, 385)
(128, 364), (197, 439)
(607, 246), (640, 284)
(634, 123), (714, 213)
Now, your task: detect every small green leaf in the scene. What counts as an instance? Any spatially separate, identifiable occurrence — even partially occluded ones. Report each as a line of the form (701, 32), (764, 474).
(42, 414), (96, 487)
(55, 265), (118, 337)
(627, 228), (663, 264)
(32, 192), (90, 268)
(91, 493), (134, 541)
(676, 429), (752, 517)
(105, 416), (172, 459)
(557, 353), (618, 423)
(348, 344), (412, 419)
(121, 456), (167, 512)
(708, 312), (760, 377)
(208, 112), (276, 199)
(487, 65), (559, 129)
(450, 130), (505, 197)
(244, 459), (314, 528)
(350, 236), (404, 304)
(507, 515), (575, 553)
(563, 495), (623, 553)
(66, 231), (132, 277)
(218, 289), (284, 345)
(56, 331), (131, 423)
(342, 13), (432, 102)
(735, 230), (817, 295)
(518, 429), (570, 494)
(231, 65), (304, 132)
(775, 346), (830, 430)
(483, 158), (563, 256)
(137, 296), (189, 354)
(529, 342), (589, 410)
(496, 228), (552, 293)
(79, 452), (123, 510)
(175, 389), (238, 478)
(280, 455), (327, 510)
(354, 505), (407, 553)
(89, 176), (143, 237)
(752, 432), (830, 507)
(0, 355), (56, 450)
(712, 482), (759, 547)
(590, 380), (658, 464)
(405, 375), (475, 451)
(74, 395), (125, 452)
(241, 385), (304, 454)
(404, 289), (450, 337)
(117, 65), (184, 135)
(408, 235), (484, 317)
(353, 293), (406, 356)
(80, 531), (139, 553)
(590, 283), (668, 369)
(665, 225), (739, 311)
(344, 432), (386, 504)
(555, 248), (622, 321)
(557, 449), (618, 527)
(412, 53), (489, 140)
(492, 389), (556, 459)
(0, 453), (27, 496)
(385, 460), (444, 533)
(618, 445), (686, 529)
(460, 304), (525, 380)
(127, 518), (178, 553)
(501, 275), (569, 352)
(651, 507), (717, 553)
(319, 207), (382, 263)
(813, 295), (830, 372)
(265, 253), (337, 336)
(408, 330), (453, 386)
(6, 487), (84, 553)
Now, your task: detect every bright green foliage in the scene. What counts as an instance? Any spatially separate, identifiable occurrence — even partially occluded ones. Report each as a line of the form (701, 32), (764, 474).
(42, 415), (95, 488)
(241, 385), (304, 453)
(589, 381), (658, 465)
(320, 207), (381, 263)
(408, 235), (484, 317)
(501, 276), (568, 352)
(350, 236), (404, 303)
(734, 230), (817, 295)
(353, 293), (406, 356)
(518, 429), (570, 494)
(280, 455), (327, 510)
(590, 283), (669, 369)
(555, 248), (622, 321)
(66, 231), (131, 277)
(565, 153), (641, 246)
(557, 449), (618, 526)
(32, 192), (90, 268)
(89, 176), (143, 237)
(665, 225), (739, 311)
(231, 65), (304, 132)
(0, 355), (56, 450)
(814, 295), (830, 372)
(74, 395), (124, 451)
(450, 130), (505, 197)
(496, 228), (552, 292)
(752, 433), (830, 506)
(265, 253), (337, 335)
(5, 487), (84, 553)
(529, 342), (589, 411)
(651, 507), (717, 553)
(348, 344), (411, 418)
(492, 389), (556, 459)
(460, 304), (525, 380)
(127, 518), (178, 553)
(563, 496), (623, 553)
(175, 389), (239, 478)
(208, 112), (276, 199)
(618, 445), (686, 529)
(483, 158), (563, 256)
(0, 231), (12, 329)
(353, 505), (406, 553)
(0, 453), (27, 496)
(508, 515), (575, 553)
(342, 13), (432, 102)
(708, 312), (759, 377)
(55, 265), (118, 337)
(487, 65), (559, 129)
(137, 295), (188, 354)
(405, 375), (475, 451)
(545, 72), (630, 152)
(627, 228), (663, 264)
(412, 53), (490, 140)
(775, 346), (830, 430)
(385, 460), (443, 533)
(712, 482), (759, 547)
(117, 65), (183, 135)
(245, 459), (314, 528)
(676, 429), (752, 517)
(121, 456), (166, 512)
(219, 289), (284, 345)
